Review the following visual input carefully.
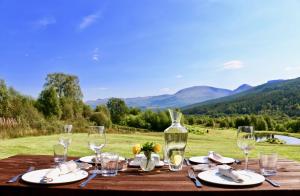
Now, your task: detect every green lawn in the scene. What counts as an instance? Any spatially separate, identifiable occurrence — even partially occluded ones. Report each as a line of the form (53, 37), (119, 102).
(1, 127), (300, 161)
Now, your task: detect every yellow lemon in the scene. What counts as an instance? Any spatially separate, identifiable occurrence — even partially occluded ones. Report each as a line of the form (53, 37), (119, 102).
(132, 144), (141, 155)
(153, 144), (161, 153)
(172, 155), (183, 166)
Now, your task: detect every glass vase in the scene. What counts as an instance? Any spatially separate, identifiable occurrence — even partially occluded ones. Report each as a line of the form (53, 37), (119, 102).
(140, 153), (155, 172)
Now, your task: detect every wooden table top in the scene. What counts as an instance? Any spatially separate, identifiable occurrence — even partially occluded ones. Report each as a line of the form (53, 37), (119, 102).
(0, 155), (300, 196)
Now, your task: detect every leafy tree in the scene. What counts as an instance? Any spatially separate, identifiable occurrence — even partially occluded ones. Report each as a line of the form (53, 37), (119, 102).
(128, 107), (141, 115)
(107, 98), (128, 124)
(95, 105), (111, 117)
(60, 98), (74, 120)
(90, 111), (112, 128)
(255, 116), (268, 130)
(0, 80), (9, 117)
(44, 73), (83, 100)
(205, 118), (215, 127)
(82, 104), (93, 118)
(36, 87), (61, 118)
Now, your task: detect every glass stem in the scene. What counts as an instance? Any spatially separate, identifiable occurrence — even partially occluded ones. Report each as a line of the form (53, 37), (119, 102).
(244, 151), (249, 170)
(95, 150), (101, 171)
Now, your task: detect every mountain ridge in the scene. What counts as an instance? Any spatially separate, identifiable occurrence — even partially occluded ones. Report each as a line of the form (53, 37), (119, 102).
(86, 84), (253, 109)
(182, 77), (300, 117)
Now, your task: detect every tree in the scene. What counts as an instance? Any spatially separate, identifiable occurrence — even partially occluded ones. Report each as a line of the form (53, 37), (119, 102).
(255, 116), (268, 130)
(128, 107), (141, 115)
(107, 98), (128, 124)
(82, 104), (93, 118)
(0, 80), (9, 117)
(36, 87), (61, 118)
(60, 97), (74, 120)
(44, 73), (83, 100)
(95, 105), (111, 118)
(90, 112), (112, 128)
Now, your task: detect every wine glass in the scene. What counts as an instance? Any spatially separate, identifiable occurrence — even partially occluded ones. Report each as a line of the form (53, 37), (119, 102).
(88, 126), (106, 174)
(58, 125), (73, 149)
(237, 126), (256, 170)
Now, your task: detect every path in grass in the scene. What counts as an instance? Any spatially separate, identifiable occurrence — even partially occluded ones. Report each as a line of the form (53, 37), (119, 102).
(1, 128), (300, 161)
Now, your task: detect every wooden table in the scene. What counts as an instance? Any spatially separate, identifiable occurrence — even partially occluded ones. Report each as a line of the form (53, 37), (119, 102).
(0, 155), (300, 196)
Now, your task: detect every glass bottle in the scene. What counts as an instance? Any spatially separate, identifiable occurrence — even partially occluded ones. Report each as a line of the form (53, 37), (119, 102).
(164, 109), (188, 171)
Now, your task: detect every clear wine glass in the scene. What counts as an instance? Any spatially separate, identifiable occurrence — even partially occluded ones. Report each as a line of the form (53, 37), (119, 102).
(237, 126), (256, 170)
(58, 125), (73, 149)
(88, 126), (106, 174)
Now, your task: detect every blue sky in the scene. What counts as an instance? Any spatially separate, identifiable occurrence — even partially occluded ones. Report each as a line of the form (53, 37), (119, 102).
(1, 0), (300, 101)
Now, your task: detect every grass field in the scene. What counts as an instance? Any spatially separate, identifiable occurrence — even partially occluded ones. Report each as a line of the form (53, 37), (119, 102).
(1, 127), (300, 161)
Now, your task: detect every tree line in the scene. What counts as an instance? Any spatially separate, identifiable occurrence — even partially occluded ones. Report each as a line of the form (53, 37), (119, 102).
(0, 73), (172, 138)
(1, 73), (300, 138)
(184, 115), (300, 133)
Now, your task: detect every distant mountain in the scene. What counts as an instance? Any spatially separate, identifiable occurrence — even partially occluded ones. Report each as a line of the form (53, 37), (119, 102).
(86, 84), (252, 109)
(182, 78), (300, 117)
(232, 84), (252, 94)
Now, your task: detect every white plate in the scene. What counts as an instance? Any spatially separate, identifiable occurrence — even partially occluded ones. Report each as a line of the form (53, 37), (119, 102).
(189, 156), (235, 164)
(22, 169), (88, 184)
(79, 155), (125, 164)
(129, 160), (165, 168)
(198, 169), (265, 186)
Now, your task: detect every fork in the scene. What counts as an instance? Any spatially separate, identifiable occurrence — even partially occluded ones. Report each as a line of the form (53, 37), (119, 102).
(188, 169), (202, 188)
(185, 158), (191, 166)
(7, 166), (35, 183)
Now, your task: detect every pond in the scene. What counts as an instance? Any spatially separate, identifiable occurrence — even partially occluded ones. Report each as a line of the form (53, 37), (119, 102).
(256, 133), (300, 145)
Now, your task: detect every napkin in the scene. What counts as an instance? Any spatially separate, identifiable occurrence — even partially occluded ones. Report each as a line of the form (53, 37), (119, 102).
(217, 165), (243, 183)
(41, 161), (78, 183)
(192, 164), (216, 172)
(208, 151), (226, 164)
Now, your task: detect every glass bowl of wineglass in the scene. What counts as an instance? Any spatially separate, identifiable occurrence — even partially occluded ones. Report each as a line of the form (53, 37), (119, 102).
(88, 126), (106, 174)
(58, 124), (73, 149)
(237, 126), (256, 171)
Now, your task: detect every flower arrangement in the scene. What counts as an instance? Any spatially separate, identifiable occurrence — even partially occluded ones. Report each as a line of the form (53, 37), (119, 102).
(132, 142), (161, 170)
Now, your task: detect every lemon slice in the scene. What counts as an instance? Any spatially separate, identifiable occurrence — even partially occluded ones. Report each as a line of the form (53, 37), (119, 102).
(173, 155), (183, 166)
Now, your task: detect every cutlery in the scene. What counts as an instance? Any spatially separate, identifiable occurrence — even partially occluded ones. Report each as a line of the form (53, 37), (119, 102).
(234, 159), (241, 164)
(185, 158), (191, 166)
(188, 169), (202, 188)
(265, 177), (280, 187)
(79, 173), (97, 188)
(7, 166), (35, 183)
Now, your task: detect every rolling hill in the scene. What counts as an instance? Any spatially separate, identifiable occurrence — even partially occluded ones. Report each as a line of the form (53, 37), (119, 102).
(86, 84), (252, 109)
(182, 77), (300, 117)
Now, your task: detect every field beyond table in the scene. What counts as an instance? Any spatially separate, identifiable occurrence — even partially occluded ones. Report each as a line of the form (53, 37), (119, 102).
(0, 155), (300, 196)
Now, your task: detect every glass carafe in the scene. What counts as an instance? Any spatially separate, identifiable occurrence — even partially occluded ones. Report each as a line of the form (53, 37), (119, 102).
(164, 109), (188, 171)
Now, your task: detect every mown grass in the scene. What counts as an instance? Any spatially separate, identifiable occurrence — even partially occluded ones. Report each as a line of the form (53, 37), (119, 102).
(0, 126), (300, 161)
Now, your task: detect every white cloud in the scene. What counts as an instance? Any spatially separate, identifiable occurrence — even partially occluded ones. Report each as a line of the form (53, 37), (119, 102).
(223, 60), (244, 70)
(176, 74), (183, 79)
(92, 48), (100, 61)
(79, 12), (101, 30)
(34, 17), (56, 29)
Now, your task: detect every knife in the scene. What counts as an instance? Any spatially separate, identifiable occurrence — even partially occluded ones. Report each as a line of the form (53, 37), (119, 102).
(265, 177), (280, 187)
(79, 173), (97, 188)
(7, 166), (35, 183)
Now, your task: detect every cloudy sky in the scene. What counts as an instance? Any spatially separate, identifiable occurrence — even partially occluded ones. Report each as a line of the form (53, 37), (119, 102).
(1, 0), (300, 100)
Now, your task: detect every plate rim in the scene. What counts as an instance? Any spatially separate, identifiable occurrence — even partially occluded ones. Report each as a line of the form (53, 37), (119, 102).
(21, 168), (88, 185)
(79, 155), (125, 163)
(128, 160), (165, 167)
(189, 156), (235, 164)
(197, 169), (265, 186)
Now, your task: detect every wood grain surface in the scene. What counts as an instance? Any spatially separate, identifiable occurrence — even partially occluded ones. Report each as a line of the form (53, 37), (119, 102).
(0, 155), (300, 196)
